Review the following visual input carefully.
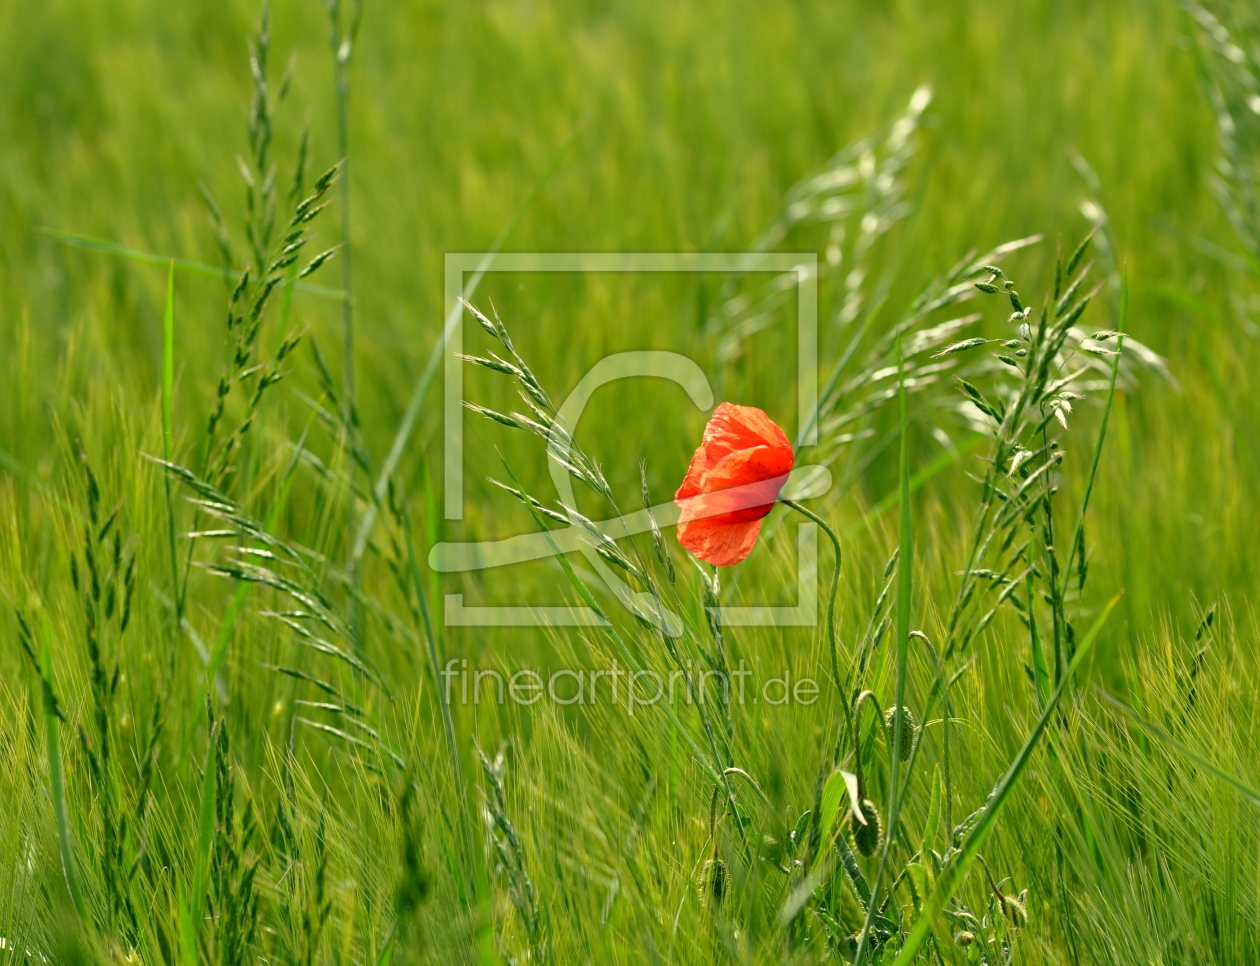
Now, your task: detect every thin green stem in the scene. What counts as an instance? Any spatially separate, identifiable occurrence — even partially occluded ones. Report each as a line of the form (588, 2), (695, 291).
(161, 261), (182, 626)
(332, 31), (355, 407)
(782, 498), (843, 700)
(1059, 266), (1128, 609)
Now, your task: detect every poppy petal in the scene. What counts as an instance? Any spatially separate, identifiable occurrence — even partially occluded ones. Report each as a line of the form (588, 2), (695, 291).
(674, 444), (709, 502)
(701, 402), (792, 462)
(701, 444), (794, 498)
(677, 516), (764, 567)
(678, 446), (794, 527)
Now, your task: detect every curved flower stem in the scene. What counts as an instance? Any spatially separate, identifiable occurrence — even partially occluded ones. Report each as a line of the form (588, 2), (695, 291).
(782, 498), (843, 702)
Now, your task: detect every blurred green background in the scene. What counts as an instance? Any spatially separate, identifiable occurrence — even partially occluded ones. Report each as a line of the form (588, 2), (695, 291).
(1, 0), (1250, 640)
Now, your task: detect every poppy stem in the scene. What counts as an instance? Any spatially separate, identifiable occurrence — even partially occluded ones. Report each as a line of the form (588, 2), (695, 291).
(781, 498), (843, 700)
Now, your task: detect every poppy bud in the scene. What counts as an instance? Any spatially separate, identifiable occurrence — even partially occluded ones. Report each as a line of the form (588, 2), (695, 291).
(954, 930), (975, 947)
(851, 799), (882, 857)
(883, 705), (917, 760)
(697, 858), (729, 910)
(1001, 889), (1029, 928)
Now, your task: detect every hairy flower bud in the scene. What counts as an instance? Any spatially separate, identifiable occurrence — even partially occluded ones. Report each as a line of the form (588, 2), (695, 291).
(884, 705), (917, 760)
(1001, 889), (1029, 928)
(851, 799), (882, 857)
(697, 858), (729, 910)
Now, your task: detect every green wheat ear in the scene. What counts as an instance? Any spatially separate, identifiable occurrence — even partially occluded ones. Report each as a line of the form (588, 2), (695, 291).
(851, 799), (882, 858)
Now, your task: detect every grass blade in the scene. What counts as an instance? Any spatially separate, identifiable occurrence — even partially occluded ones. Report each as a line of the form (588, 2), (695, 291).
(893, 335), (914, 791)
(38, 618), (88, 927)
(183, 720), (218, 966)
(36, 226), (347, 299)
(892, 592), (1121, 965)
(1028, 542), (1050, 708)
(855, 331), (915, 962)
(162, 261), (182, 623)
(1059, 263), (1127, 610)
(817, 769), (863, 860)
(1096, 687), (1260, 808)
(398, 475), (468, 819)
(162, 261), (175, 459)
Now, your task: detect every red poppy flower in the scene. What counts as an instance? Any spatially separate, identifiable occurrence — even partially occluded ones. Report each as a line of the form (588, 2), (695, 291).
(674, 403), (795, 566)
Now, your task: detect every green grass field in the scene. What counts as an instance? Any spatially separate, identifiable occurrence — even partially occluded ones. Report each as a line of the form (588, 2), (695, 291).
(2, 0), (1260, 963)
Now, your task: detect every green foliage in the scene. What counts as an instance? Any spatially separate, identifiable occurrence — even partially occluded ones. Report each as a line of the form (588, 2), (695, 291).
(1, 1), (1259, 965)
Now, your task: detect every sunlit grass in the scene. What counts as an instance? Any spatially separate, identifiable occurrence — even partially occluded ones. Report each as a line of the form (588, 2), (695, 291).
(1, 0), (1259, 964)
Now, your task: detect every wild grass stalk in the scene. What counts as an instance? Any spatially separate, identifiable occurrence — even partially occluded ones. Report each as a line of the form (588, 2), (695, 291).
(780, 498), (842, 696)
